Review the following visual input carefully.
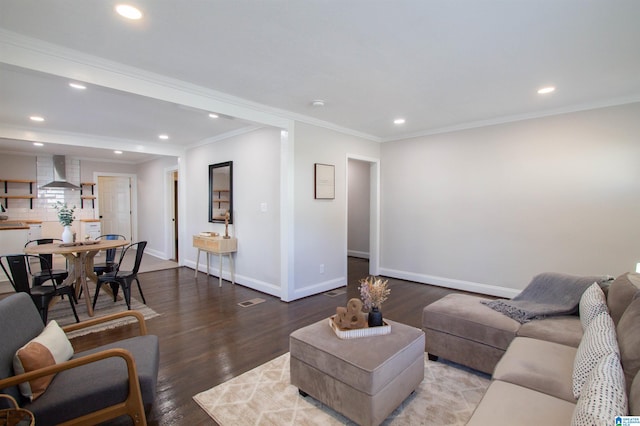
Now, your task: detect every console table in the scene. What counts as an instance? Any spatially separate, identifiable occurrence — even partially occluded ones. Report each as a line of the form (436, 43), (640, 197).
(193, 235), (237, 287)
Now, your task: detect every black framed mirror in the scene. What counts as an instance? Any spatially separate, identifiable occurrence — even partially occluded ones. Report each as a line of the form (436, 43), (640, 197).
(209, 161), (233, 224)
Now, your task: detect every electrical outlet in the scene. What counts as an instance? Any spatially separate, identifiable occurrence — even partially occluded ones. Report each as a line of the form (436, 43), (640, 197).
(319, 264), (325, 274)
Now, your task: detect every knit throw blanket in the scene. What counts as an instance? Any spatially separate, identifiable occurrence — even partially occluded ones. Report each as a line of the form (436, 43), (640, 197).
(482, 272), (610, 323)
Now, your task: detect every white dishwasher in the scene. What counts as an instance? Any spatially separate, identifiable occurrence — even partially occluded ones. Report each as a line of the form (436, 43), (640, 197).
(27, 223), (42, 243)
(80, 220), (102, 240)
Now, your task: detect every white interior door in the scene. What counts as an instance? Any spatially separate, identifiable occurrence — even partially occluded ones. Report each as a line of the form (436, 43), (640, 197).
(98, 176), (132, 240)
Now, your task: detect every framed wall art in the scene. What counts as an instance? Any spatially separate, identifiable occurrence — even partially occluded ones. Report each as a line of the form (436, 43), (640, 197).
(314, 163), (335, 199)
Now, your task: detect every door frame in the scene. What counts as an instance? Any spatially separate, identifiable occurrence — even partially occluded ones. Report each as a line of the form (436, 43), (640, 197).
(93, 172), (138, 243)
(165, 165), (179, 261)
(346, 154), (380, 276)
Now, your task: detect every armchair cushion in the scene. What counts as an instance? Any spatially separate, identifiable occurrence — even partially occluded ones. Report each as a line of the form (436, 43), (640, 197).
(26, 335), (160, 425)
(13, 320), (73, 401)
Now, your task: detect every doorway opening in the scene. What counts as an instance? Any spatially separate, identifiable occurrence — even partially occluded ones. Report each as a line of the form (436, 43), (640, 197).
(347, 156), (380, 277)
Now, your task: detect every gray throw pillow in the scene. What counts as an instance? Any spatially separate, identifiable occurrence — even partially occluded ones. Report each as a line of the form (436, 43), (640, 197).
(607, 273), (639, 325)
(617, 295), (640, 393)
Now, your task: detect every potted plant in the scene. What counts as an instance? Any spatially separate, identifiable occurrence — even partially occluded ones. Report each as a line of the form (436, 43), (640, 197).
(55, 202), (76, 243)
(358, 276), (391, 327)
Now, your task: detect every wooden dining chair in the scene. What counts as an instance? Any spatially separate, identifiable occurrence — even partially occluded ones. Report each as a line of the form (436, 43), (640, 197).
(24, 238), (69, 287)
(93, 241), (147, 310)
(93, 234), (127, 276)
(0, 254), (79, 323)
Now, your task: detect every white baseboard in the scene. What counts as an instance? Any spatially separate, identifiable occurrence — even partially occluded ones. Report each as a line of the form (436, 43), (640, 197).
(378, 267), (519, 299)
(144, 247), (167, 259)
(183, 259), (282, 298)
(348, 250), (370, 259)
(292, 277), (346, 300)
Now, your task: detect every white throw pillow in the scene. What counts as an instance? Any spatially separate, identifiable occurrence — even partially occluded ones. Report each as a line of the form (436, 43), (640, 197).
(571, 352), (628, 425)
(572, 311), (619, 399)
(13, 320), (74, 401)
(579, 282), (608, 330)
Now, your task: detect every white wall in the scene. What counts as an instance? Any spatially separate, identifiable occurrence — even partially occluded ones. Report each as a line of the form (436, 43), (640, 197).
(136, 156), (178, 259)
(380, 102), (640, 297)
(348, 159), (370, 258)
(292, 122), (380, 299)
(183, 127), (282, 296)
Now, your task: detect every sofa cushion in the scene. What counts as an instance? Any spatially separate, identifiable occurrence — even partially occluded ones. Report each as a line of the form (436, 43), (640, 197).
(422, 294), (520, 351)
(466, 380), (576, 426)
(617, 295), (640, 393)
(629, 371), (640, 416)
(607, 273), (640, 325)
(517, 316), (583, 348)
(579, 282), (608, 330)
(572, 311), (619, 399)
(493, 337), (577, 402)
(571, 352), (628, 425)
(13, 320), (73, 401)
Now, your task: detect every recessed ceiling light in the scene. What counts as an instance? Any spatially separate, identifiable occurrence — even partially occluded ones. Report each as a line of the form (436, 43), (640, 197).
(69, 82), (86, 90)
(208, 113), (219, 119)
(29, 116), (45, 122)
(394, 118), (406, 125)
(115, 4), (143, 20)
(114, 150), (123, 155)
(311, 100), (325, 107)
(158, 134), (169, 140)
(33, 142), (44, 147)
(537, 86), (556, 95)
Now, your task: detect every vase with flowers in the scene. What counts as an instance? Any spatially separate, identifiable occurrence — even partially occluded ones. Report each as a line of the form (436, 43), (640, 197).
(358, 276), (391, 327)
(55, 202), (76, 243)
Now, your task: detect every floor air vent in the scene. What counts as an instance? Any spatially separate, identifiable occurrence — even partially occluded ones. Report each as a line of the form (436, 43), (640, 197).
(324, 289), (347, 297)
(238, 298), (266, 308)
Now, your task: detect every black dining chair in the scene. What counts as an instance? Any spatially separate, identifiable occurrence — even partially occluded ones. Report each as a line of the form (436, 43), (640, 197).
(93, 234), (127, 276)
(0, 254), (79, 324)
(93, 241), (147, 310)
(24, 238), (69, 287)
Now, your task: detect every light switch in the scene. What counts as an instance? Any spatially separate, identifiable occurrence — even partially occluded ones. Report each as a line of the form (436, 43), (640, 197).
(260, 202), (268, 212)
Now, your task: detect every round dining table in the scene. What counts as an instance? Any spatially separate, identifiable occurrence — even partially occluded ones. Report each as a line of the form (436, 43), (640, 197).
(24, 239), (129, 317)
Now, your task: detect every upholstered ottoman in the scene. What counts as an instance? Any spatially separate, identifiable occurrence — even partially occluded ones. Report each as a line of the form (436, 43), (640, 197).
(422, 293), (520, 374)
(290, 318), (425, 426)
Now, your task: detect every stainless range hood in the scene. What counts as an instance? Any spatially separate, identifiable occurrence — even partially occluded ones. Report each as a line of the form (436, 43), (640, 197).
(40, 155), (81, 190)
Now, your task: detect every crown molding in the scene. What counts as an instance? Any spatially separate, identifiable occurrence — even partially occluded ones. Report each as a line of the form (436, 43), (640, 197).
(0, 123), (185, 158)
(382, 96), (640, 142)
(0, 29), (380, 142)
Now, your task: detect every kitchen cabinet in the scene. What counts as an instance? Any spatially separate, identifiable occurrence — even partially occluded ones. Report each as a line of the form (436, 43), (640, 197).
(0, 227), (29, 281)
(27, 222), (42, 243)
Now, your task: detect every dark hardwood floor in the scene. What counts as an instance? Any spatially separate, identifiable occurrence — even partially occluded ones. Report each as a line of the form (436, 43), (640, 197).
(69, 258), (465, 425)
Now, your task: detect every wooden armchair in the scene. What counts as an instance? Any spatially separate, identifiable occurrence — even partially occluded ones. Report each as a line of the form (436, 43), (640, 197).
(0, 293), (159, 426)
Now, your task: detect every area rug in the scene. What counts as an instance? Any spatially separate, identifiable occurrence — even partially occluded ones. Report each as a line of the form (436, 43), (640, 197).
(193, 353), (490, 425)
(47, 288), (160, 339)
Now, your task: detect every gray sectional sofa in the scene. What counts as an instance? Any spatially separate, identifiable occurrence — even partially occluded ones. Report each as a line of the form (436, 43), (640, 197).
(422, 272), (640, 424)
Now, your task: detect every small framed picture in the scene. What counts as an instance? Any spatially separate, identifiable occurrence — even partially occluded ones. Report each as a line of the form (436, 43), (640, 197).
(314, 163), (335, 199)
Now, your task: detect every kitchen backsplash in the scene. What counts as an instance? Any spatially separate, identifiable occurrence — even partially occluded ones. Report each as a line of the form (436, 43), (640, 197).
(3, 156), (96, 222)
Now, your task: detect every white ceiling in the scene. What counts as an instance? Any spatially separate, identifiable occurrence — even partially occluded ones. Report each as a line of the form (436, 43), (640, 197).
(0, 0), (639, 162)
